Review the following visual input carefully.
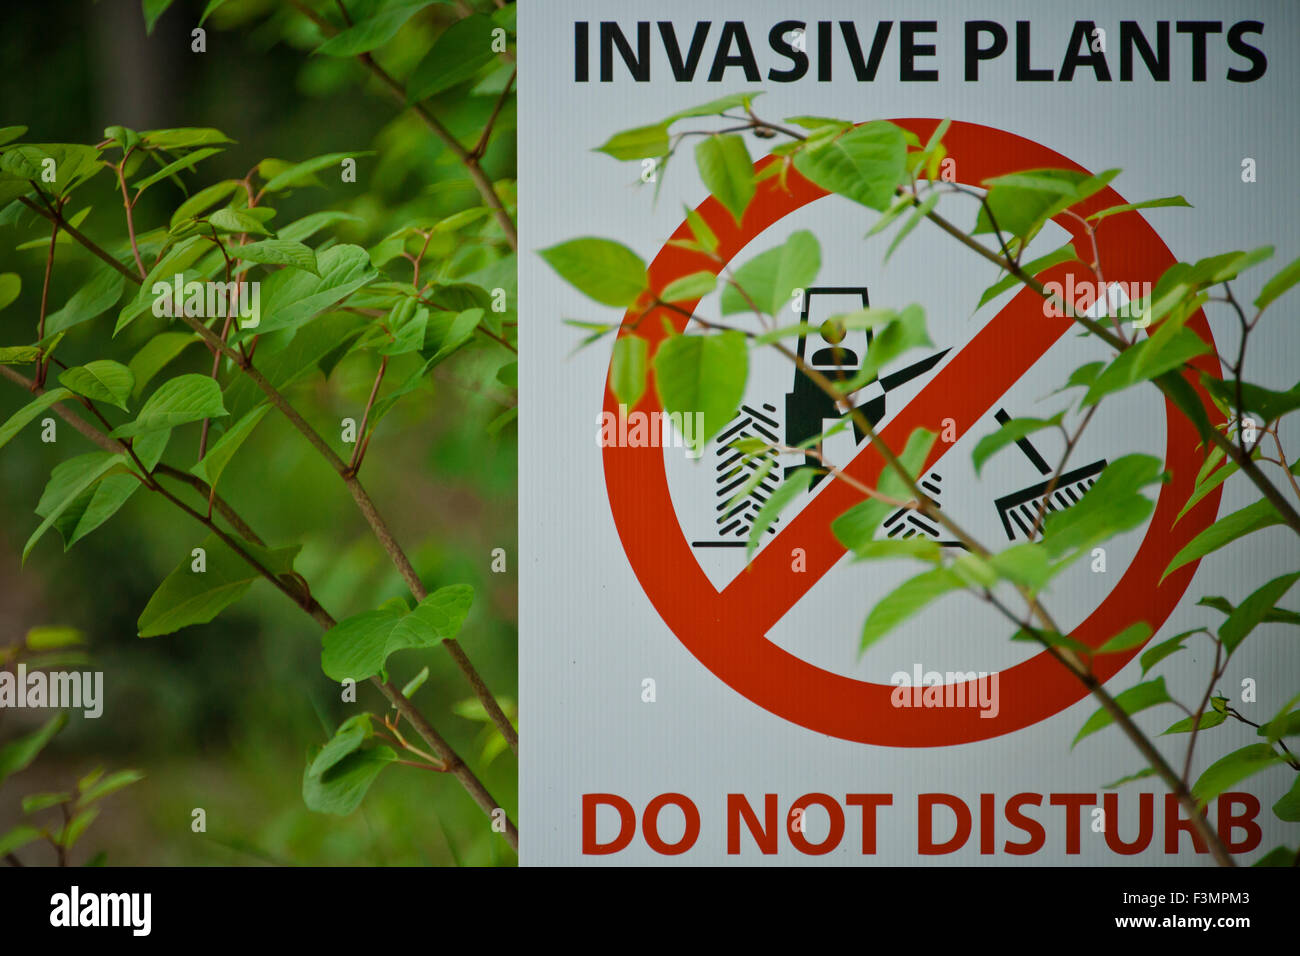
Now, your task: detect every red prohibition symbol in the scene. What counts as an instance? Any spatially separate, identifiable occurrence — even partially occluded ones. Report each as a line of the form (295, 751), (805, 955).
(602, 119), (1224, 746)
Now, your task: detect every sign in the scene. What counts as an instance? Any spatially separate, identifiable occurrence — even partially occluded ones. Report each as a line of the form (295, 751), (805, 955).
(520, 0), (1300, 864)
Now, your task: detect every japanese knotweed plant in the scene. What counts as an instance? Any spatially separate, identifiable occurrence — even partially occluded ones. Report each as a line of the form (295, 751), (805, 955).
(0, 0), (519, 856)
(545, 95), (1300, 866)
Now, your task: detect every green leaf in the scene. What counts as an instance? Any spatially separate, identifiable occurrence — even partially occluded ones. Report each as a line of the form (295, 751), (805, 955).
(666, 92), (764, 123)
(1087, 195), (1191, 223)
(379, 304), (428, 357)
(884, 193), (939, 263)
(1083, 328), (1210, 405)
(137, 533), (300, 637)
(746, 468), (813, 560)
(1256, 255), (1300, 310)
(429, 307), (484, 362)
(143, 0), (176, 34)
(1163, 498), (1283, 582)
(1201, 377), (1300, 425)
(1042, 454), (1165, 558)
(400, 666), (430, 699)
(1162, 711), (1227, 735)
(139, 127), (235, 150)
(321, 585), (474, 682)
(540, 238), (647, 308)
(845, 537), (942, 564)
(0, 125), (28, 147)
(278, 210), (364, 243)
(43, 266), (125, 337)
(253, 244), (378, 334)
(57, 361), (134, 411)
(976, 168), (1115, 241)
(1254, 846), (1300, 866)
(870, 429), (935, 507)
(0, 346), (40, 365)
(1073, 677), (1172, 747)
(22, 791), (70, 813)
(660, 271), (717, 303)
(1009, 628), (1093, 655)
(110, 373), (225, 438)
(1103, 767), (1156, 789)
(262, 151), (375, 193)
(1140, 630), (1198, 674)
(609, 335), (647, 408)
(0, 272), (20, 311)
(1218, 572), (1300, 655)
(859, 567), (963, 651)
(695, 134), (754, 226)
(170, 181), (241, 231)
(0, 388), (73, 452)
(116, 236), (212, 334)
(651, 330), (748, 454)
(24, 454), (127, 562)
(972, 413), (1064, 475)
(406, 14), (499, 100)
(1097, 622), (1154, 654)
(595, 123), (670, 161)
(315, 0), (434, 56)
(25, 627), (84, 650)
(977, 244), (1077, 309)
(208, 206), (271, 236)
(191, 405), (271, 492)
(1192, 744), (1286, 807)
(988, 543), (1054, 590)
(835, 304), (932, 390)
(35, 453), (139, 550)
(832, 498), (895, 556)
(302, 746), (396, 815)
(307, 715), (373, 777)
(1273, 776), (1300, 823)
(76, 769), (143, 808)
(54, 807), (96, 849)
(720, 230), (820, 316)
(0, 825), (42, 857)
(792, 121), (907, 212)
(128, 332), (200, 398)
(0, 714), (66, 783)
(131, 147), (222, 193)
(232, 239), (319, 275)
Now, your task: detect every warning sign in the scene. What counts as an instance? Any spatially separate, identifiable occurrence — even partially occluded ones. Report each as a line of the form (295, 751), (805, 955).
(520, 1), (1300, 864)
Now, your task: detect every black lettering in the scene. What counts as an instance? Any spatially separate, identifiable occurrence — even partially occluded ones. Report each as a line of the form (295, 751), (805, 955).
(768, 21), (808, 82)
(965, 21), (1007, 81)
(658, 22), (711, 82)
(1120, 21), (1170, 81)
(900, 21), (938, 81)
(1016, 21), (1054, 81)
(1226, 21), (1267, 82)
(841, 21), (892, 81)
(1059, 21), (1111, 81)
(600, 22), (650, 82)
(575, 21), (588, 82)
(1176, 21), (1222, 82)
(709, 21), (760, 82)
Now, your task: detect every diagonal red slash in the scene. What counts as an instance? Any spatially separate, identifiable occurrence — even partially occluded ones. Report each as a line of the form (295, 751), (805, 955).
(602, 119), (1223, 745)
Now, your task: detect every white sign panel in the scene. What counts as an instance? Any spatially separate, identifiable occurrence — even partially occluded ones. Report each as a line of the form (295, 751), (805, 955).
(520, 0), (1300, 864)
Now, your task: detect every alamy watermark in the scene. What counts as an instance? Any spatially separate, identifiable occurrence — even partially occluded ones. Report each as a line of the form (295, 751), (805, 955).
(0, 664), (102, 718)
(597, 404), (706, 459)
(152, 275), (261, 328)
(890, 663), (1000, 719)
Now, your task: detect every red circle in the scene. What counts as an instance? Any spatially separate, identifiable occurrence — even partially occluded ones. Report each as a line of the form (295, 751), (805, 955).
(602, 119), (1224, 746)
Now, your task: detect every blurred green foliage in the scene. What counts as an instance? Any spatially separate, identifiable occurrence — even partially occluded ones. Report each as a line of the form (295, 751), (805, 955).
(0, 0), (517, 865)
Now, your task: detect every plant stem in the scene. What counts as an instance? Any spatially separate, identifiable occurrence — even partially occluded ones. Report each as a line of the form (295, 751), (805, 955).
(0, 363), (517, 851)
(15, 193), (519, 754)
